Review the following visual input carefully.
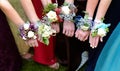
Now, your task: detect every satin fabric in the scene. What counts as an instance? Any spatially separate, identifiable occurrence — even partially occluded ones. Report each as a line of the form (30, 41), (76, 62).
(95, 22), (120, 71)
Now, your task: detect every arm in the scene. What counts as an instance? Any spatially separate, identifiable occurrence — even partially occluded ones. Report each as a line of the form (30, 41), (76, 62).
(20, 0), (39, 47)
(20, 0), (39, 23)
(62, 0), (75, 37)
(89, 0), (112, 48)
(86, 0), (99, 17)
(95, 0), (112, 20)
(0, 0), (24, 27)
(75, 0), (99, 41)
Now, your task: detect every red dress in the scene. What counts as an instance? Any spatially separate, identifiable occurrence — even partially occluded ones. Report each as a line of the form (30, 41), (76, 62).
(32, 0), (57, 65)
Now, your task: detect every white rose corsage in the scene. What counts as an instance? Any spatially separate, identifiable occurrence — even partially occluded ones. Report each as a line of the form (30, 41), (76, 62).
(37, 22), (56, 45)
(19, 22), (38, 40)
(60, 2), (76, 21)
(91, 22), (111, 37)
(43, 3), (63, 25)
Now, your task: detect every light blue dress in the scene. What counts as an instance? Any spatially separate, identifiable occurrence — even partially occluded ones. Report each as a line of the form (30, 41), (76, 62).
(95, 22), (120, 71)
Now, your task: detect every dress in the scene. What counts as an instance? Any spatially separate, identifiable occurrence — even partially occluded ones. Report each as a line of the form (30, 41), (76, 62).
(86, 0), (120, 71)
(32, 0), (57, 65)
(9, 0), (30, 55)
(0, 10), (22, 71)
(95, 22), (120, 71)
(55, 0), (88, 71)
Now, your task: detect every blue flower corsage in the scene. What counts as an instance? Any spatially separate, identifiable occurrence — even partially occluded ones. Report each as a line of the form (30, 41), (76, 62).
(75, 15), (93, 31)
(91, 22), (111, 37)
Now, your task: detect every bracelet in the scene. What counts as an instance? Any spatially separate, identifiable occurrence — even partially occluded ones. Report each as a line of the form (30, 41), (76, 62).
(60, 2), (76, 22)
(19, 22), (38, 40)
(75, 15), (93, 31)
(91, 21), (111, 37)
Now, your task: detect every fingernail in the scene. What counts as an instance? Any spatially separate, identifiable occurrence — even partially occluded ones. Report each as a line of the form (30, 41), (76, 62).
(90, 45), (93, 47)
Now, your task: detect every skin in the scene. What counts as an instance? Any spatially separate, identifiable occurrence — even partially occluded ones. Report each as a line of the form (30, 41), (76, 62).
(89, 0), (112, 48)
(75, 0), (99, 41)
(19, 0), (43, 47)
(75, 0), (112, 48)
(0, 0), (24, 27)
(62, 0), (75, 37)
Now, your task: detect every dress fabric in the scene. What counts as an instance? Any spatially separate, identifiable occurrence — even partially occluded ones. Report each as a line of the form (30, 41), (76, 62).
(86, 0), (120, 70)
(8, 0), (30, 55)
(95, 22), (120, 71)
(0, 10), (22, 71)
(32, 0), (57, 65)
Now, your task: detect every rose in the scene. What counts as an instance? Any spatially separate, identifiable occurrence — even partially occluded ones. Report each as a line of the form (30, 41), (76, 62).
(61, 6), (70, 15)
(46, 11), (58, 22)
(97, 28), (106, 37)
(27, 31), (35, 38)
(23, 23), (29, 30)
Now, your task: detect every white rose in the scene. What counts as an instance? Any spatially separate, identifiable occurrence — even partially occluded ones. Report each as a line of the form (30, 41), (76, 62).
(46, 11), (58, 22)
(23, 23), (30, 30)
(27, 31), (35, 38)
(61, 6), (70, 15)
(97, 28), (106, 37)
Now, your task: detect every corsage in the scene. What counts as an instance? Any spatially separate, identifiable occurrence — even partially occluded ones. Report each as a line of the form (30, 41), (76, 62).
(59, 2), (76, 22)
(91, 21), (111, 37)
(43, 3), (62, 25)
(75, 14), (93, 31)
(19, 22), (38, 40)
(37, 21), (56, 45)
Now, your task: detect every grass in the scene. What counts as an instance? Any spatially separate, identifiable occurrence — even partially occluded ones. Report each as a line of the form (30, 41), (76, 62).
(9, 0), (86, 71)
(21, 59), (66, 71)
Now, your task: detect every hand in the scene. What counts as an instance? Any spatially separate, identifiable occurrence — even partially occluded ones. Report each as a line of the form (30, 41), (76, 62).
(26, 39), (38, 47)
(75, 29), (90, 41)
(51, 23), (60, 33)
(89, 33), (103, 48)
(63, 20), (75, 37)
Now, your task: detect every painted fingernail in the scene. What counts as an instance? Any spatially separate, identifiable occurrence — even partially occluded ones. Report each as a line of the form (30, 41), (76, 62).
(95, 46), (97, 48)
(90, 45), (93, 47)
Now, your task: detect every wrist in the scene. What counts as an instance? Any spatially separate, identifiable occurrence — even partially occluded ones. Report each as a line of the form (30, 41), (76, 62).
(75, 15), (93, 31)
(60, 2), (76, 22)
(91, 21), (111, 37)
(18, 21), (38, 40)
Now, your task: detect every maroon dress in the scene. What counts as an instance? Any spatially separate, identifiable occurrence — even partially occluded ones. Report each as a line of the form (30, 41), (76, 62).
(0, 10), (22, 71)
(32, 0), (57, 65)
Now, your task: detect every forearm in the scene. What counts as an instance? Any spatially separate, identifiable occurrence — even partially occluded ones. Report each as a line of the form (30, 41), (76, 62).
(86, 0), (99, 17)
(0, 0), (24, 27)
(95, 0), (112, 20)
(20, 0), (39, 23)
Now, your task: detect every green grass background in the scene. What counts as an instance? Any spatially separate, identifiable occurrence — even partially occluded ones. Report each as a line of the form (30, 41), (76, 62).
(8, 0), (86, 71)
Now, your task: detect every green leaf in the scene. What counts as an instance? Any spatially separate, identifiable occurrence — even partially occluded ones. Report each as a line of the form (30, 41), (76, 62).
(101, 17), (105, 23)
(43, 4), (56, 13)
(42, 37), (49, 45)
(83, 11), (89, 20)
(91, 30), (98, 37)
